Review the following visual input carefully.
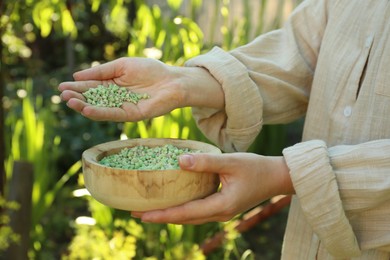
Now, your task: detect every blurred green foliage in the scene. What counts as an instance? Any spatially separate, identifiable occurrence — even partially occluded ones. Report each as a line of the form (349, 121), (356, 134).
(0, 197), (20, 252)
(1, 0), (302, 259)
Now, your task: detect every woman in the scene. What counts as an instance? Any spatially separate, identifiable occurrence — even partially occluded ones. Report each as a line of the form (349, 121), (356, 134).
(59, 0), (390, 258)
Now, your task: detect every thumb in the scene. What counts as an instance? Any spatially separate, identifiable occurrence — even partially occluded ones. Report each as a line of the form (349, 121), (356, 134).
(73, 58), (125, 81)
(179, 153), (226, 173)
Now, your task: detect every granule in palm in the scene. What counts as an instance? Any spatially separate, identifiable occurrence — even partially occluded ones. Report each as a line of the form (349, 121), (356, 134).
(82, 83), (150, 107)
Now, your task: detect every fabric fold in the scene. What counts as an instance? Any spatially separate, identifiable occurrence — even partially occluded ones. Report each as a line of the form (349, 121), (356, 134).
(283, 140), (361, 258)
(186, 47), (263, 152)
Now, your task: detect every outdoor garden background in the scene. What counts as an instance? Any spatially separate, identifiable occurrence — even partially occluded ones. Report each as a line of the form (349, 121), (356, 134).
(1, 0), (304, 259)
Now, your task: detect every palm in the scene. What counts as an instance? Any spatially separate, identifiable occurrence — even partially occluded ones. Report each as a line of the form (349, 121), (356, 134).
(59, 57), (181, 122)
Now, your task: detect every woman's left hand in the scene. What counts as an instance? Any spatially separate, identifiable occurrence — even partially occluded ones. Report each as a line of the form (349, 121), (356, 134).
(131, 152), (293, 224)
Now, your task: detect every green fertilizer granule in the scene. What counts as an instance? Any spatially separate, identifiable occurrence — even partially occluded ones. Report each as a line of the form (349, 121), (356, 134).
(99, 144), (200, 170)
(82, 83), (149, 107)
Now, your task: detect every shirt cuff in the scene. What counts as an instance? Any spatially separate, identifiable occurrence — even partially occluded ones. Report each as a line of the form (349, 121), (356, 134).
(282, 140), (361, 257)
(185, 47), (263, 152)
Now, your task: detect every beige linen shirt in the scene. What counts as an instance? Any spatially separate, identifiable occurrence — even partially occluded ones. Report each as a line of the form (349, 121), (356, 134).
(186, 0), (390, 259)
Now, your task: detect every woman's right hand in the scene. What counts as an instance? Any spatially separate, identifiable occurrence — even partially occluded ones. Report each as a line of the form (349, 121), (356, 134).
(59, 57), (186, 122)
(58, 57), (224, 122)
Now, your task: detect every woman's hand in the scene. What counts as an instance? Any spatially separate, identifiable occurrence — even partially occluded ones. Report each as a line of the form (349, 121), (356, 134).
(59, 57), (224, 122)
(131, 153), (294, 225)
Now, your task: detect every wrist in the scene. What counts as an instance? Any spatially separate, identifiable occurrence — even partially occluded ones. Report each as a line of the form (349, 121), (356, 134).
(172, 66), (225, 109)
(271, 156), (295, 196)
(278, 156), (295, 195)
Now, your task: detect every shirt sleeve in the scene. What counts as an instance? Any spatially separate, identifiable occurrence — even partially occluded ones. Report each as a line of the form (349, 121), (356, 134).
(283, 139), (390, 256)
(185, 0), (327, 152)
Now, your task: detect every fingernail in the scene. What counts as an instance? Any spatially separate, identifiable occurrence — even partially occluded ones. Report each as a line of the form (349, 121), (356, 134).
(179, 154), (194, 168)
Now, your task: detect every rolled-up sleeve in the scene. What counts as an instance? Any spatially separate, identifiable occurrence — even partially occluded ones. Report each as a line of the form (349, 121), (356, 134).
(283, 140), (361, 257)
(185, 47), (264, 152)
(184, 0), (325, 152)
(283, 139), (390, 256)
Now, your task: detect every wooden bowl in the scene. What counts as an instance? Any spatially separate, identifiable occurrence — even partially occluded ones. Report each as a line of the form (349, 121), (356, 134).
(82, 138), (221, 211)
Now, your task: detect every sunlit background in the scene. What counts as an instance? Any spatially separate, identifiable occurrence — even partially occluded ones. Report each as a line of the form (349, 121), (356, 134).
(1, 0), (302, 259)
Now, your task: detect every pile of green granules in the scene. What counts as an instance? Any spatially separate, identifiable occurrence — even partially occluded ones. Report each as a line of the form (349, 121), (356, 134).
(82, 83), (149, 107)
(99, 144), (200, 170)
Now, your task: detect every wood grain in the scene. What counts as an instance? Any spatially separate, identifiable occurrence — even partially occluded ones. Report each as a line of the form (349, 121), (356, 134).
(82, 138), (221, 211)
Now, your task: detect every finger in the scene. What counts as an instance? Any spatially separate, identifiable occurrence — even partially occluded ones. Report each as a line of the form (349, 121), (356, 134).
(66, 98), (89, 113)
(134, 198), (253, 225)
(80, 105), (128, 122)
(64, 93), (148, 121)
(137, 192), (232, 224)
(131, 212), (144, 218)
(60, 90), (86, 102)
(58, 80), (107, 93)
(65, 98), (127, 121)
(73, 58), (126, 81)
(179, 153), (236, 175)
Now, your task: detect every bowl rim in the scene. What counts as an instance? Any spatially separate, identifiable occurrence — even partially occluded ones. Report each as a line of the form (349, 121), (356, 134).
(82, 138), (221, 172)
